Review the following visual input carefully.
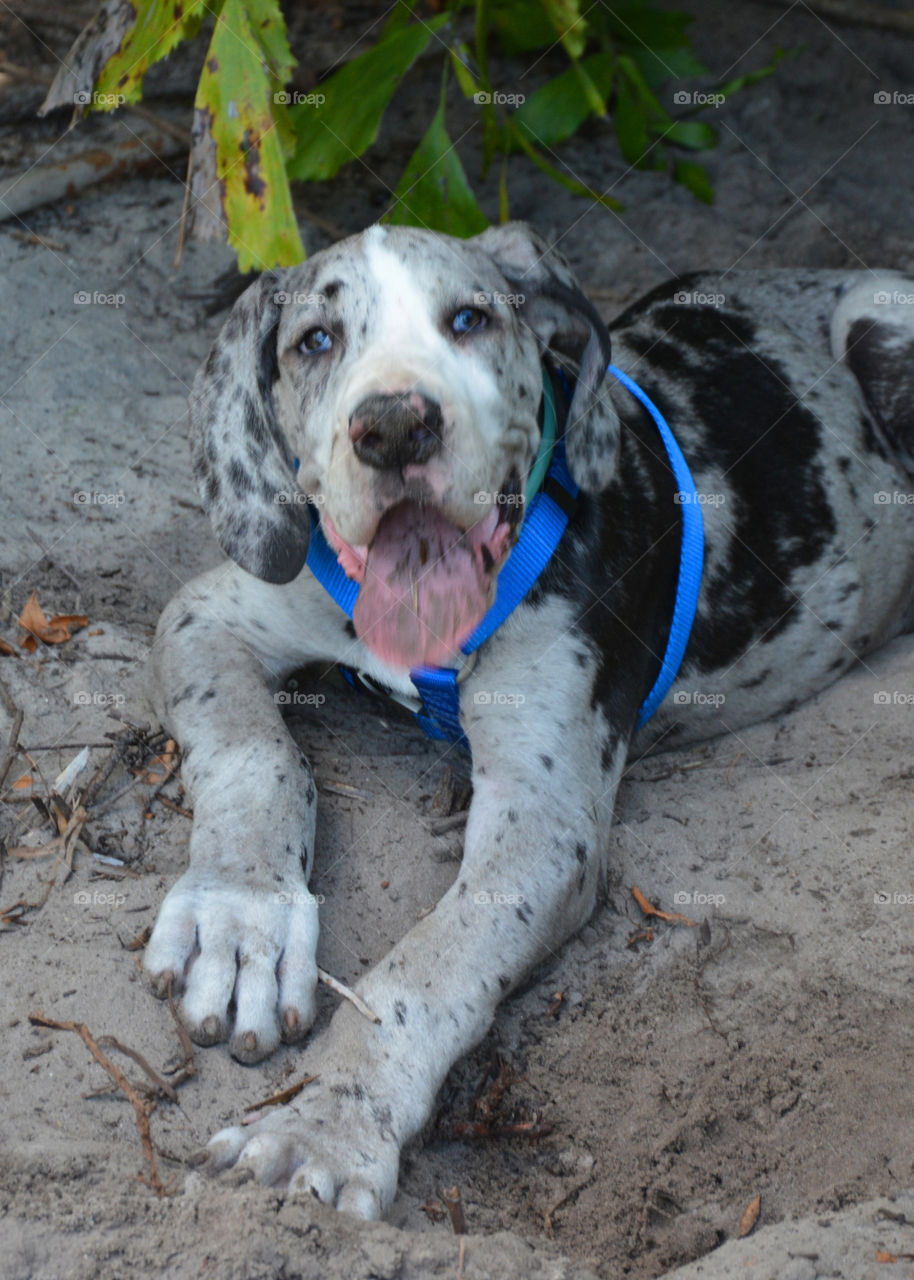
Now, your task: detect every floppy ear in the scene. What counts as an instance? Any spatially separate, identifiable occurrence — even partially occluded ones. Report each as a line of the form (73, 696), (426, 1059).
(473, 222), (619, 492)
(190, 271), (310, 583)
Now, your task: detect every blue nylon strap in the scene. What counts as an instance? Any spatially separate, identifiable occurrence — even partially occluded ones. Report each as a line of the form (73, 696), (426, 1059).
(606, 365), (705, 730)
(300, 363), (704, 745)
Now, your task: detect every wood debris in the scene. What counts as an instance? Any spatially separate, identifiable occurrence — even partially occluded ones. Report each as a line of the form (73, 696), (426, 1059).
(632, 885), (698, 927)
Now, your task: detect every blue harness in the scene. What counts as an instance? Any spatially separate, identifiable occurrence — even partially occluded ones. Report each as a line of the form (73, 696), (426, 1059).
(299, 364), (704, 747)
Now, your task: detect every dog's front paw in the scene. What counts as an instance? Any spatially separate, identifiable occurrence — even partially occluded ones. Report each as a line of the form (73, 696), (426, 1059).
(144, 871), (320, 1063)
(206, 1068), (401, 1219)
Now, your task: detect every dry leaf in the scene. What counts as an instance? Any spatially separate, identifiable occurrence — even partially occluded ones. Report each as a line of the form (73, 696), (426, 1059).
(0, 636), (18, 657)
(18, 591), (88, 652)
(876, 1248), (897, 1263)
(632, 885), (698, 927)
(738, 1194), (761, 1237)
(12, 775), (34, 791)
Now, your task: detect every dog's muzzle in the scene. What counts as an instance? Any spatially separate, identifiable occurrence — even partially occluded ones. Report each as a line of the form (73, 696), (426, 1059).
(349, 392), (443, 469)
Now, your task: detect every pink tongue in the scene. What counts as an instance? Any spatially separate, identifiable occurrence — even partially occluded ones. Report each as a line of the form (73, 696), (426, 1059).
(353, 502), (490, 667)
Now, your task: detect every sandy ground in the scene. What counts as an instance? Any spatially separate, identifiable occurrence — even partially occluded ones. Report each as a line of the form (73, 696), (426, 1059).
(1, 1), (914, 1277)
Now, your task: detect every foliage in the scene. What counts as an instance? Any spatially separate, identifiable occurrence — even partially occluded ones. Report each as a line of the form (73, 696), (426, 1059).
(44, 0), (783, 268)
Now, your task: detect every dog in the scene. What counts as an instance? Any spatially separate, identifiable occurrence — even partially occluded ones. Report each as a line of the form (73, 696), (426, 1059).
(146, 221), (914, 1218)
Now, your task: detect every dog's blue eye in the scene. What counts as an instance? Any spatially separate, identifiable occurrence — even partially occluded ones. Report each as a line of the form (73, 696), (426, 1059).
(452, 307), (487, 335)
(300, 327), (333, 354)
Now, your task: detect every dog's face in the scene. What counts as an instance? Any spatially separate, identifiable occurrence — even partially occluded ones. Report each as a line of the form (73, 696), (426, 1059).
(191, 222), (617, 667)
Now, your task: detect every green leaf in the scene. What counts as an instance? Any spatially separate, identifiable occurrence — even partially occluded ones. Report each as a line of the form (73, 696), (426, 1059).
(674, 159), (713, 203)
(507, 117), (623, 210)
(196, 0), (304, 270)
(247, 0), (295, 85)
(288, 17), (448, 181)
(715, 48), (788, 99)
(385, 102), (488, 236)
(491, 0), (557, 54)
(600, 5), (693, 50)
(449, 40), (479, 98)
(512, 52), (614, 150)
(614, 73), (651, 166)
(665, 119), (716, 150)
(94, 0), (211, 103)
(542, 0), (588, 59)
(570, 57), (607, 116)
(631, 45), (706, 90)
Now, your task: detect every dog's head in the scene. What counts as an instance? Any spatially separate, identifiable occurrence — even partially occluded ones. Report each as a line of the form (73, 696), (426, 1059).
(191, 222), (618, 667)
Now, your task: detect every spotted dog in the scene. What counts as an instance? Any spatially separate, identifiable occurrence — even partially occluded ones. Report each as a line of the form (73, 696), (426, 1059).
(146, 222), (914, 1217)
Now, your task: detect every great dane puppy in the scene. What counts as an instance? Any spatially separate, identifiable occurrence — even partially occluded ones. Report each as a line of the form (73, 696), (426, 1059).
(147, 222), (914, 1217)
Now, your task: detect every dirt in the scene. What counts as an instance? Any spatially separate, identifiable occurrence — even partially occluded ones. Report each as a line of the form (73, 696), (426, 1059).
(1, 2), (914, 1278)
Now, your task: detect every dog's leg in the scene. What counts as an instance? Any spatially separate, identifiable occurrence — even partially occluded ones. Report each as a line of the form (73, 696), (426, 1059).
(144, 565), (343, 1063)
(205, 598), (626, 1218)
(832, 272), (914, 472)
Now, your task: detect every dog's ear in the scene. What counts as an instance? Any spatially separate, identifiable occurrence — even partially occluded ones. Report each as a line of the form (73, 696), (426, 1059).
(190, 271), (310, 583)
(473, 222), (618, 491)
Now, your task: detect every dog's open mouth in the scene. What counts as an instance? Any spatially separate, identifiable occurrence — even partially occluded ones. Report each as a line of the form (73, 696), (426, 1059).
(323, 476), (524, 667)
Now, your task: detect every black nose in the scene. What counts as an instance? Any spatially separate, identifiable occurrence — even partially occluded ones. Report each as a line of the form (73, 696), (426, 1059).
(349, 392), (443, 470)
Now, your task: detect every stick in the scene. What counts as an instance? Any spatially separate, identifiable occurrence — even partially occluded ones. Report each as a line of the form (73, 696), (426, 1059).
(444, 1185), (467, 1235)
(0, 706), (24, 794)
(429, 811), (469, 836)
(317, 968), (382, 1024)
(0, 134), (185, 223)
(28, 1011), (172, 1196)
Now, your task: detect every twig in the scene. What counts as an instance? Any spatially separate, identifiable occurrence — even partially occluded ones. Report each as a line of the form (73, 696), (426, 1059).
(248, 1074), (319, 1112)
(0, 702), (24, 793)
(317, 968), (382, 1024)
(165, 980), (196, 1085)
(450, 1120), (554, 1140)
(28, 1011), (173, 1196)
(444, 1184), (467, 1235)
(429, 811), (469, 836)
(157, 795), (193, 819)
(0, 134), (185, 223)
(97, 1036), (178, 1101)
